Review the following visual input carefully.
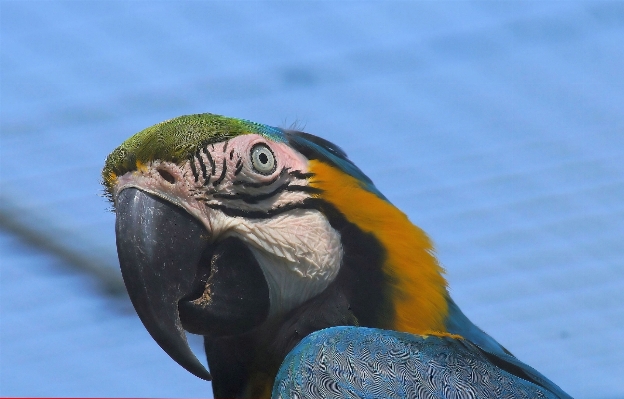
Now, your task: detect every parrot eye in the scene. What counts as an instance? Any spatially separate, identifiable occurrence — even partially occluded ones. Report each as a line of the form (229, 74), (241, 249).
(250, 144), (276, 175)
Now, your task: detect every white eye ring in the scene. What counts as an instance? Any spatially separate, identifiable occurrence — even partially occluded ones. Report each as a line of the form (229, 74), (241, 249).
(250, 144), (276, 175)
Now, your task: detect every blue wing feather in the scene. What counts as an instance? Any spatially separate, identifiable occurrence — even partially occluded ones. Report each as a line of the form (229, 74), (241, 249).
(445, 298), (573, 399)
(274, 326), (567, 399)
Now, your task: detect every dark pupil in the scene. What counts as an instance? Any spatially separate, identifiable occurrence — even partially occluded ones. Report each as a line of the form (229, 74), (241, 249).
(259, 153), (268, 164)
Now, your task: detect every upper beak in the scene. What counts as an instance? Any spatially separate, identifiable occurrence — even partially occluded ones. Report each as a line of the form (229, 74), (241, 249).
(114, 187), (270, 381)
(115, 188), (212, 381)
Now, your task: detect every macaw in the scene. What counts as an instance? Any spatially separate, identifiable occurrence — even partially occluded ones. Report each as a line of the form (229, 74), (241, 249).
(102, 113), (572, 399)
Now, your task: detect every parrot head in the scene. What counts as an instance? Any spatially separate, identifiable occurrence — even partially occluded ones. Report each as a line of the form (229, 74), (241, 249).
(103, 113), (449, 393)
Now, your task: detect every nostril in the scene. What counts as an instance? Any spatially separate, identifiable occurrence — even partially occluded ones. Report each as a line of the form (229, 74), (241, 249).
(158, 169), (176, 184)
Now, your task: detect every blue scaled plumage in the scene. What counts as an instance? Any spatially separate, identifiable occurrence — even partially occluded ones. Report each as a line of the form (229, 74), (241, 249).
(274, 327), (561, 399)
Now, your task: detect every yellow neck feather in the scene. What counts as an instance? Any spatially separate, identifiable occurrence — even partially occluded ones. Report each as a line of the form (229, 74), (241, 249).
(309, 160), (449, 334)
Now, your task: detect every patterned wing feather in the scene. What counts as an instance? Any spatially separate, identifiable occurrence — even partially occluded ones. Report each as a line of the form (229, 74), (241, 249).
(273, 327), (558, 399)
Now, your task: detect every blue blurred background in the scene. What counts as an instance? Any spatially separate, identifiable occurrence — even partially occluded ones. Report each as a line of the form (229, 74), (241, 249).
(1, 1), (623, 397)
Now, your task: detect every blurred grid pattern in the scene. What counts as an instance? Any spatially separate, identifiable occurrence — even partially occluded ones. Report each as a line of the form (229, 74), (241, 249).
(1, 1), (623, 398)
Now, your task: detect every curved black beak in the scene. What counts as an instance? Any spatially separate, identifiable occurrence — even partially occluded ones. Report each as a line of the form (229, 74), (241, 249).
(115, 188), (212, 381)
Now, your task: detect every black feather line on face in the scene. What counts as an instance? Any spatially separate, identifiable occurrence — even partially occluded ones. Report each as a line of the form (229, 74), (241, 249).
(234, 159), (243, 176)
(212, 183), (320, 204)
(213, 158), (228, 187)
(189, 156), (199, 182)
(201, 198), (324, 219)
(289, 170), (315, 180)
(196, 149), (208, 184)
(202, 147), (216, 176)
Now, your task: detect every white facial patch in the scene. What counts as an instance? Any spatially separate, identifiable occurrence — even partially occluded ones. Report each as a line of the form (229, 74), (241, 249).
(223, 209), (342, 316)
(114, 134), (344, 317)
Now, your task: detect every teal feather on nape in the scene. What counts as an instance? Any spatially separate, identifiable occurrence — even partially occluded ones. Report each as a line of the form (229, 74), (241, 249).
(239, 119), (288, 143)
(274, 327), (563, 399)
(285, 131), (388, 201)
